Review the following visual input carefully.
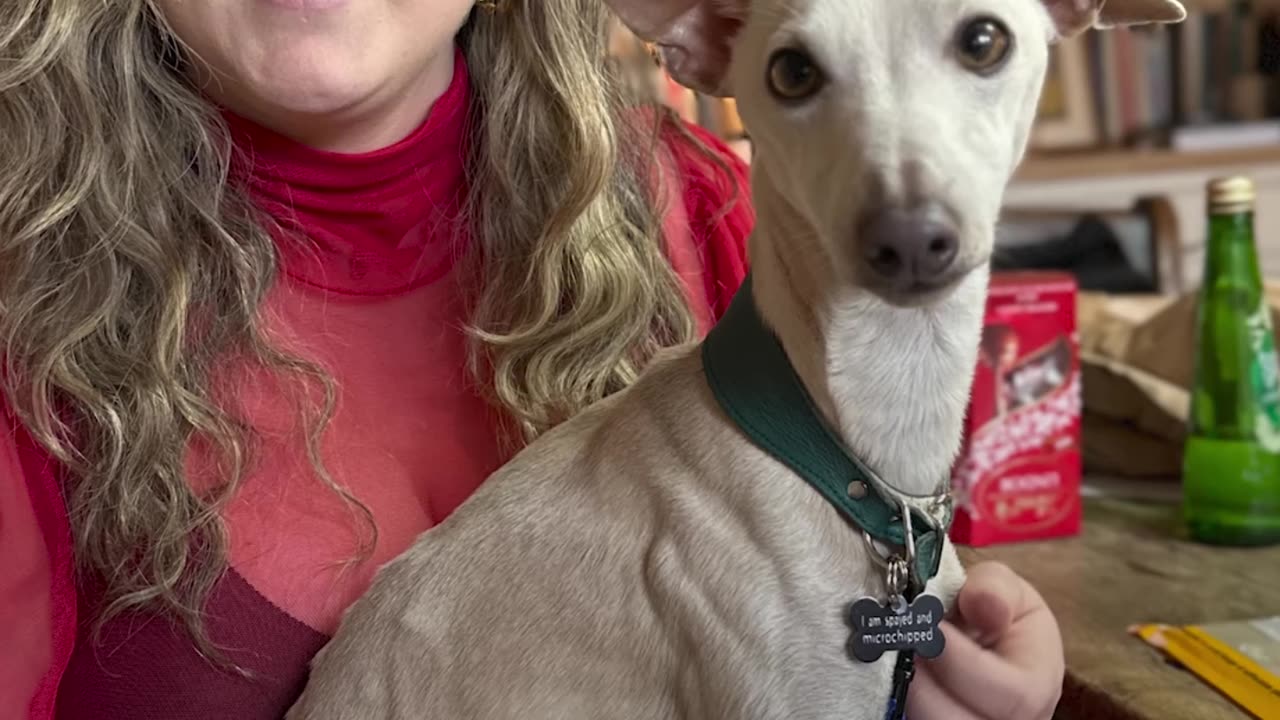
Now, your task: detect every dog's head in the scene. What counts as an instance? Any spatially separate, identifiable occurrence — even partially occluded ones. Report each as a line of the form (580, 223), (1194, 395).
(612, 0), (1184, 306)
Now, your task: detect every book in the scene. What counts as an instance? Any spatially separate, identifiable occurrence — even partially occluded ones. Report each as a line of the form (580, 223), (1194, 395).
(608, 5), (1279, 153)
(1170, 118), (1280, 150)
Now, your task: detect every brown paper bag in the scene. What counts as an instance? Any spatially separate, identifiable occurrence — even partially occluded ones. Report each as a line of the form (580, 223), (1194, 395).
(1077, 284), (1280, 478)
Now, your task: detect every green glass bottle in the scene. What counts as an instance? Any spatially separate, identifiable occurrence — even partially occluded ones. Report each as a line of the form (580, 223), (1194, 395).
(1183, 176), (1280, 546)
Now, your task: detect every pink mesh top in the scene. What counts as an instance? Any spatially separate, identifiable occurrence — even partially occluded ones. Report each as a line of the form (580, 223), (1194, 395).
(0, 46), (753, 719)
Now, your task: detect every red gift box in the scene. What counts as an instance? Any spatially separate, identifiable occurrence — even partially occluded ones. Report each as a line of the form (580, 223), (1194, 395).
(950, 272), (1083, 546)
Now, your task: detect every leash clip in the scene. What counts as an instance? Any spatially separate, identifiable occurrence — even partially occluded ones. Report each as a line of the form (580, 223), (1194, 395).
(861, 496), (922, 600)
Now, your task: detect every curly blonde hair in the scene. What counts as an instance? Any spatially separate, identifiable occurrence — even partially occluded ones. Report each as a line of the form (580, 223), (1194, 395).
(0, 0), (696, 653)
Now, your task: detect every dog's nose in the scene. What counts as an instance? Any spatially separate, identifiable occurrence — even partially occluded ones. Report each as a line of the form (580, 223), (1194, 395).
(860, 206), (959, 289)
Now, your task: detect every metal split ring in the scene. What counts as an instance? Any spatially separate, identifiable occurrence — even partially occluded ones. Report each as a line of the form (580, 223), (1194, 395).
(886, 555), (910, 614)
(886, 555), (909, 599)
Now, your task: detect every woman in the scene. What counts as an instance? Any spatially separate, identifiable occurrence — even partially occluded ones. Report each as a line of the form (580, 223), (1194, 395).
(0, 0), (1063, 718)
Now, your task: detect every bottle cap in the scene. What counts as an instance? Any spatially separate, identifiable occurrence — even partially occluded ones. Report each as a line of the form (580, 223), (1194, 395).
(1207, 176), (1255, 214)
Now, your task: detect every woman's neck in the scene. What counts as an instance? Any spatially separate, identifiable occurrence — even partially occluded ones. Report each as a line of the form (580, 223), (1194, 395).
(221, 45), (472, 296)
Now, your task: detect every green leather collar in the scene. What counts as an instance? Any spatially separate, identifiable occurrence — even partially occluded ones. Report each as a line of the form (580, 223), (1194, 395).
(701, 275), (953, 588)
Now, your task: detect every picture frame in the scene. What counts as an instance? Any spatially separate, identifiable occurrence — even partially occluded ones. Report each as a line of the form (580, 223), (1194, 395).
(1030, 35), (1099, 150)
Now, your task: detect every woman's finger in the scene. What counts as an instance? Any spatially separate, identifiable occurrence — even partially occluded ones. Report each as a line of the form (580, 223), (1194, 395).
(989, 600), (1065, 717)
(952, 561), (1023, 645)
(920, 619), (1037, 718)
(976, 571), (1065, 704)
(912, 561), (1064, 719)
(922, 572), (1065, 719)
(905, 656), (986, 720)
(954, 562), (1064, 682)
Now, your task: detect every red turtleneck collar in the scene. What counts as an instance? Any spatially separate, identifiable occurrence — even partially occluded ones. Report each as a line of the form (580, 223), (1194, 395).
(223, 47), (471, 296)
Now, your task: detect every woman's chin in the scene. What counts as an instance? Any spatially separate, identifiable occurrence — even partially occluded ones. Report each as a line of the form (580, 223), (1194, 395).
(257, 0), (350, 11)
(218, 63), (452, 152)
(246, 77), (375, 118)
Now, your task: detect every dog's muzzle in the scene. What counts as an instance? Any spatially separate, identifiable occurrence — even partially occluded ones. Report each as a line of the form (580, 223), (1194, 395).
(859, 203), (964, 300)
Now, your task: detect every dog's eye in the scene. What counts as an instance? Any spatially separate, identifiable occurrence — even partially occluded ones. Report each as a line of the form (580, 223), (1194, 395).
(955, 17), (1012, 74)
(767, 48), (824, 102)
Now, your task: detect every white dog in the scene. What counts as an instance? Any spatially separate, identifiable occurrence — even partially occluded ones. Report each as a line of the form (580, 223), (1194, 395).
(288, 0), (1183, 717)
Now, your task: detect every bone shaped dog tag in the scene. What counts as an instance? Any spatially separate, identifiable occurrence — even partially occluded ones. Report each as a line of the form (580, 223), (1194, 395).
(847, 593), (946, 663)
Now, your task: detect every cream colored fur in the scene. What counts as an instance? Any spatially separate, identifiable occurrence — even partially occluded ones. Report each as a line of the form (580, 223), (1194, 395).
(287, 0), (1183, 717)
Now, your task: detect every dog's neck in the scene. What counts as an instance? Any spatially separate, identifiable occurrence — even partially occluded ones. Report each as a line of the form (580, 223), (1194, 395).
(746, 170), (988, 498)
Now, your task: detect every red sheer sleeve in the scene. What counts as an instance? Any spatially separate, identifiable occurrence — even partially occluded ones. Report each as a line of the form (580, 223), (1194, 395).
(657, 116), (755, 324)
(0, 111), (756, 720)
(1, 399), (76, 719)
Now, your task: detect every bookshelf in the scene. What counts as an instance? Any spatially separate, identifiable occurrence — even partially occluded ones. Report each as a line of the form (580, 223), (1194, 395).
(1016, 144), (1280, 180)
(1029, 0), (1280, 152)
(1007, 152), (1280, 288)
(1012, 0), (1280, 285)
(607, 7), (1280, 284)
(610, 2), (1280, 159)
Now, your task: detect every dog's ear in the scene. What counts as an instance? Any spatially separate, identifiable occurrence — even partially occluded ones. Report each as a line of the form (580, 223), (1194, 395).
(606, 0), (748, 96)
(1045, 0), (1186, 38)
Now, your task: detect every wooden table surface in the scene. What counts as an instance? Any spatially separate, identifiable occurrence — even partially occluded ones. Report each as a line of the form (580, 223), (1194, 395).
(958, 495), (1280, 720)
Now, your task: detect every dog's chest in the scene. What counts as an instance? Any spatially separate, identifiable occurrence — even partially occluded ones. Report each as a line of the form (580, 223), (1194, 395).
(636, 380), (965, 718)
(820, 275), (987, 493)
(688, 528), (965, 720)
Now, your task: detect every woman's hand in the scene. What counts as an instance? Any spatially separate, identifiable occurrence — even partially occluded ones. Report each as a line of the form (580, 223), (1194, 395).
(909, 561), (1065, 720)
